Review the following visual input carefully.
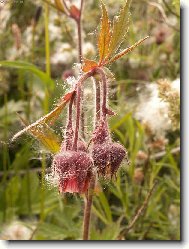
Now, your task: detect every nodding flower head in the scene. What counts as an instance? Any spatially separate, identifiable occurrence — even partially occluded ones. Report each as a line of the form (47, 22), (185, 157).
(53, 150), (93, 193)
(92, 120), (127, 177)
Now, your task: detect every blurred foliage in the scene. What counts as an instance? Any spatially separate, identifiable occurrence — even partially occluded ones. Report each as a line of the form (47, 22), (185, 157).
(0, 0), (180, 241)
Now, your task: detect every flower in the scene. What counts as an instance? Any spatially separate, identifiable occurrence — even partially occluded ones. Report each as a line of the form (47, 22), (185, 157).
(53, 150), (93, 193)
(92, 120), (126, 177)
(135, 83), (171, 137)
(51, 43), (77, 64)
(83, 42), (96, 58)
(0, 221), (34, 240)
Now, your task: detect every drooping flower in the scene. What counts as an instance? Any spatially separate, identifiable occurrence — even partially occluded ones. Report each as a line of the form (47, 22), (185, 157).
(92, 120), (127, 178)
(52, 77), (93, 194)
(53, 150), (93, 193)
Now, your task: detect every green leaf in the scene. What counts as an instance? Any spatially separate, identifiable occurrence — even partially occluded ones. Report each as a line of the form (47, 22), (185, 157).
(98, 191), (112, 222)
(106, 0), (131, 59)
(54, 0), (66, 13)
(107, 36), (149, 65)
(0, 60), (54, 91)
(12, 91), (74, 153)
(91, 222), (121, 240)
(98, 2), (112, 64)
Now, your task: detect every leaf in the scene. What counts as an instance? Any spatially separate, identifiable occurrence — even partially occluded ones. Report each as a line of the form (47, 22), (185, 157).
(98, 191), (112, 222)
(106, 0), (131, 59)
(30, 124), (61, 153)
(12, 91), (75, 152)
(106, 36), (149, 65)
(54, 0), (65, 13)
(82, 58), (98, 72)
(17, 113), (61, 153)
(0, 60), (54, 90)
(98, 2), (112, 64)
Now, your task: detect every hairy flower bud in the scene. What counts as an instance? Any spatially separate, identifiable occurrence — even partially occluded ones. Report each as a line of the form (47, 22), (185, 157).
(109, 142), (126, 175)
(92, 120), (127, 177)
(53, 151), (93, 193)
(92, 142), (126, 177)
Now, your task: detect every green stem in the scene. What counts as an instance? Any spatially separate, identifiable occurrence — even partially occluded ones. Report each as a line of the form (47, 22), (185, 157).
(26, 162), (32, 216)
(45, 3), (51, 77)
(44, 2), (51, 113)
(40, 153), (46, 222)
(2, 94), (8, 222)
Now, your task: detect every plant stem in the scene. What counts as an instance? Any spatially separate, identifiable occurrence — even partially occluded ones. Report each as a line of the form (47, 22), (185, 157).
(65, 93), (75, 150)
(40, 153), (46, 222)
(77, 0), (84, 63)
(93, 77), (101, 126)
(82, 68), (107, 240)
(83, 175), (96, 240)
(44, 2), (51, 113)
(45, 3), (51, 77)
(93, 68), (108, 120)
(77, 20), (83, 64)
(72, 71), (92, 150)
(77, 0), (85, 138)
(118, 180), (158, 239)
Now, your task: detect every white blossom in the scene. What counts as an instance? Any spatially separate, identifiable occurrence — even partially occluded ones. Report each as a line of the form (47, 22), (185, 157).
(135, 83), (171, 136)
(0, 221), (34, 240)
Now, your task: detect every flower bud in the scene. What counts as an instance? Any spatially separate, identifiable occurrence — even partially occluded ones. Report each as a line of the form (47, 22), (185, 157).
(92, 119), (127, 177)
(92, 141), (126, 177)
(109, 142), (126, 176)
(53, 151), (93, 193)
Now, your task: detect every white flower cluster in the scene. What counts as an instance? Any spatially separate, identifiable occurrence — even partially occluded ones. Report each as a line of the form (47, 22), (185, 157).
(0, 221), (35, 240)
(135, 83), (172, 137)
(51, 42), (77, 64)
(0, 4), (11, 33)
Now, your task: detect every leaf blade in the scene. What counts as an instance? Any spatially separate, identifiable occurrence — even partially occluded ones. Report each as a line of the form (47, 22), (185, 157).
(54, 0), (65, 13)
(106, 36), (149, 65)
(0, 60), (54, 90)
(98, 2), (112, 64)
(16, 114), (61, 153)
(106, 0), (131, 59)
(82, 58), (98, 72)
(12, 91), (75, 152)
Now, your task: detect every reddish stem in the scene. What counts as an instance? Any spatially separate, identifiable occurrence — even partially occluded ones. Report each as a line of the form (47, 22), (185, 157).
(65, 93), (75, 149)
(67, 93), (74, 129)
(72, 85), (81, 151)
(93, 68), (108, 121)
(93, 77), (101, 126)
(77, 0), (85, 138)
(72, 71), (93, 151)
(83, 175), (96, 240)
(77, 20), (83, 64)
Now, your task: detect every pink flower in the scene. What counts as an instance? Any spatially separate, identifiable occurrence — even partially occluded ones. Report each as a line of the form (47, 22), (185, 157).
(53, 151), (93, 193)
(92, 120), (127, 177)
